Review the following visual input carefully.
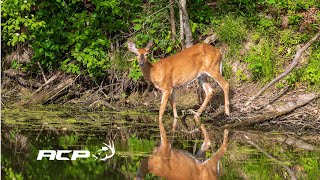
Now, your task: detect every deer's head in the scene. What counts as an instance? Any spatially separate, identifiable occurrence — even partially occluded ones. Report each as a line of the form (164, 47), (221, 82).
(127, 40), (153, 67)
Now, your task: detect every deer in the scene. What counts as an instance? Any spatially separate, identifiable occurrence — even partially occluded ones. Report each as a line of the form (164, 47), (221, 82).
(127, 40), (230, 132)
(134, 118), (229, 180)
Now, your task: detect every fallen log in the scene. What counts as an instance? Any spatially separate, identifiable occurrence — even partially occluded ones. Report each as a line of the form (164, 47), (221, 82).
(222, 93), (319, 129)
(22, 75), (78, 106)
(33, 71), (62, 94)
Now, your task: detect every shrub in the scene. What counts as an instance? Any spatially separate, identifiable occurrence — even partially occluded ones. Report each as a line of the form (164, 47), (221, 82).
(245, 38), (275, 82)
(216, 16), (248, 50)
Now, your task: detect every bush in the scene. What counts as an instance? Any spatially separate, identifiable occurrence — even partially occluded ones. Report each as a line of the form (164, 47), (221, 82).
(245, 38), (275, 82)
(302, 45), (320, 88)
(216, 16), (248, 50)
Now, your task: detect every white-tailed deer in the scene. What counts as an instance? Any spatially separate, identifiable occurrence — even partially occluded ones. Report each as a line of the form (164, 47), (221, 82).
(128, 40), (230, 131)
(134, 119), (229, 180)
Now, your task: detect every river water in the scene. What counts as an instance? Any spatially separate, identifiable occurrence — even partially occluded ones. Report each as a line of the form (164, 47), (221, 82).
(1, 105), (319, 179)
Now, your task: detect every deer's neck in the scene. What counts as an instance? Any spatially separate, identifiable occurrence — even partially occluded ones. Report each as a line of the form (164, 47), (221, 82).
(140, 61), (153, 82)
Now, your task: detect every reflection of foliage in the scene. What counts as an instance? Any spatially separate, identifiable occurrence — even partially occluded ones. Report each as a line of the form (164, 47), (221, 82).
(2, 130), (320, 179)
(3, 167), (23, 180)
(221, 143), (320, 180)
(128, 134), (155, 153)
(1, 130), (158, 179)
(59, 135), (79, 149)
(300, 152), (320, 179)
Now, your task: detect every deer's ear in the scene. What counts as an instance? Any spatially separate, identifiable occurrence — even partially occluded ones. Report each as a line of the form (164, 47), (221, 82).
(128, 41), (138, 53)
(145, 39), (153, 51)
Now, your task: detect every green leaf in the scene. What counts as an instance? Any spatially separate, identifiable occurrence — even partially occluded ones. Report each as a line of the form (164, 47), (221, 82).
(166, 46), (172, 53)
(133, 24), (142, 31)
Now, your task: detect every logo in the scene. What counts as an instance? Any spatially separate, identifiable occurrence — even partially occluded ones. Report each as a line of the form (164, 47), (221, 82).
(37, 141), (115, 161)
(92, 141), (115, 161)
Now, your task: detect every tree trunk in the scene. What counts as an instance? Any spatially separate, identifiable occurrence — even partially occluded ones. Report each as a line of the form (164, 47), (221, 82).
(179, 1), (185, 49)
(169, 0), (176, 36)
(178, 0), (193, 48)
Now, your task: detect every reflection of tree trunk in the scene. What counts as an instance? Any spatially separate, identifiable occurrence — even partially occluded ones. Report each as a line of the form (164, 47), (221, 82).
(169, 0), (176, 36)
(178, 0), (193, 48)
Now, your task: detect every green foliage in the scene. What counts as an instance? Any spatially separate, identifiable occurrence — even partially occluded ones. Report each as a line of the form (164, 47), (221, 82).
(222, 63), (233, 81)
(262, 0), (319, 11)
(1, 0), (46, 47)
(285, 69), (302, 87)
(3, 167), (24, 180)
(2, 0), (143, 77)
(275, 82), (285, 89)
(129, 61), (143, 81)
(216, 16), (248, 51)
(256, 17), (277, 36)
(11, 60), (23, 70)
(1, 0), (319, 89)
(236, 70), (248, 82)
(302, 46), (320, 88)
(242, 155), (278, 180)
(245, 38), (275, 82)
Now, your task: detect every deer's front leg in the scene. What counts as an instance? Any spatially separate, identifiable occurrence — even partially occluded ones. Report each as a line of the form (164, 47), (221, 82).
(170, 90), (178, 132)
(159, 90), (171, 145)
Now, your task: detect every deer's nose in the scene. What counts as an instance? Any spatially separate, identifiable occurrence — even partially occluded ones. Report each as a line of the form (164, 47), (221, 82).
(139, 61), (144, 67)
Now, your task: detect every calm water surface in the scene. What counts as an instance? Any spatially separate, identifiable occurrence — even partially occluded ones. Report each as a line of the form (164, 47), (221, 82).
(2, 105), (319, 179)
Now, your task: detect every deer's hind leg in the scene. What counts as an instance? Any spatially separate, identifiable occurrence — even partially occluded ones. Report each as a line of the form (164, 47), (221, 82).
(206, 69), (230, 116)
(195, 124), (211, 159)
(199, 75), (215, 114)
(191, 74), (215, 123)
(187, 75), (213, 145)
(170, 90), (179, 132)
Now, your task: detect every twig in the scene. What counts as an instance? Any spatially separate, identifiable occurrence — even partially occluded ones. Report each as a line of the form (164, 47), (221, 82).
(244, 135), (297, 180)
(37, 61), (48, 82)
(246, 32), (320, 105)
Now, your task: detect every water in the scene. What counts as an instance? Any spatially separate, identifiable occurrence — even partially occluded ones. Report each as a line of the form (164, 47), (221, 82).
(2, 105), (320, 179)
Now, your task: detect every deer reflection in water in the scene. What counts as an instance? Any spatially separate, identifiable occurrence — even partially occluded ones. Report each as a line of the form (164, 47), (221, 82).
(134, 121), (229, 180)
